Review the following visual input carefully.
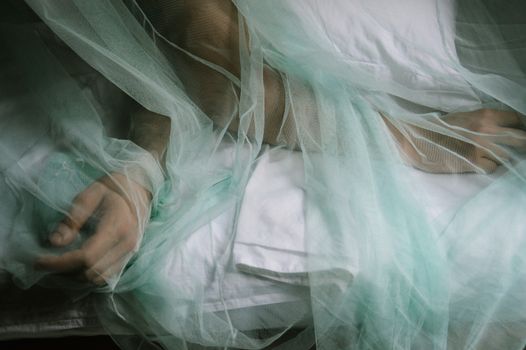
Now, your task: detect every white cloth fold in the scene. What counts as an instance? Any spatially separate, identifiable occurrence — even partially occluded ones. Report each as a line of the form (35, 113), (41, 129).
(233, 147), (501, 288)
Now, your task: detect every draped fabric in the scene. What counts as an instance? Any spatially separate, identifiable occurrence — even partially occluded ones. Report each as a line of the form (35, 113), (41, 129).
(1, 0), (526, 349)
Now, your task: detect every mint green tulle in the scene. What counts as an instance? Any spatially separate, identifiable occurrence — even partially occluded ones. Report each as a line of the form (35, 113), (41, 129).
(1, 0), (526, 349)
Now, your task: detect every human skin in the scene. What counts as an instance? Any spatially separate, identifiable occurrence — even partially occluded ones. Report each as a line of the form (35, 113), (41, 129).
(383, 109), (526, 173)
(35, 0), (526, 283)
(35, 106), (526, 285)
(35, 110), (170, 285)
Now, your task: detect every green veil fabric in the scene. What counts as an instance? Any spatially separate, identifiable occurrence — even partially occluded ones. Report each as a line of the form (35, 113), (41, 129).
(1, 0), (526, 349)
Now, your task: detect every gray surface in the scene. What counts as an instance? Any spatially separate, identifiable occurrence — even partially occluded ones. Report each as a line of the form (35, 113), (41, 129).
(0, 271), (104, 340)
(0, 270), (312, 341)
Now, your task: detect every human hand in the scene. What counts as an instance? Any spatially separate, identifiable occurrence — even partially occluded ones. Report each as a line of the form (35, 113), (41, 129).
(35, 173), (151, 285)
(388, 109), (526, 173)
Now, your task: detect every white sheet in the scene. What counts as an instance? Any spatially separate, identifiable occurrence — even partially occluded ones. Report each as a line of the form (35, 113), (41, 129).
(233, 147), (501, 287)
(0, 141), (508, 339)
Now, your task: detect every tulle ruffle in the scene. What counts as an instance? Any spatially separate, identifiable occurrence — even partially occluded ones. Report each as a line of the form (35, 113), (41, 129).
(1, 0), (526, 349)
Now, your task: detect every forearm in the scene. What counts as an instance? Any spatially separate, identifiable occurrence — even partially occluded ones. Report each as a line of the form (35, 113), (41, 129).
(382, 115), (422, 165)
(129, 108), (171, 165)
(159, 0), (294, 147)
(380, 111), (512, 174)
(382, 114), (469, 172)
(136, 0), (301, 148)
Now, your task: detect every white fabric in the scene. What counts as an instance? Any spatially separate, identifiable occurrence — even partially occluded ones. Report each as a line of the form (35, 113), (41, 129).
(0, 142), (507, 339)
(231, 0), (501, 286)
(233, 147), (500, 286)
(162, 203), (310, 313)
(0, 7), (508, 336)
(271, 0), (481, 111)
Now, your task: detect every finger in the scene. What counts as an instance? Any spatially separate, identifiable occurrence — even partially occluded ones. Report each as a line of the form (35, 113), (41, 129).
(92, 259), (129, 286)
(50, 183), (104, 247)
(79, 208), (122, 269)
(35, 250), (85, 272)
(85, 240), (135, 284)
(477, 142), (510, 165)
(477, 157), (499, 174)
(490, 127), (526, 151)
(480, 151), (506, 166)
(487, 110), (522, 128)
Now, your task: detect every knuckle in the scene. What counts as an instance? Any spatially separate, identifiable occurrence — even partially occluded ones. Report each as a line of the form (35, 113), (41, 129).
(466, 118), (484, 133)
(477, 124), (493, 134)
(471, 119), (495, 134)
(477, 109), (500, 129)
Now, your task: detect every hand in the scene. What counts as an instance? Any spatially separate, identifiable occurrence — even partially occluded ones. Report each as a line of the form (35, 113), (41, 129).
(387, 109), (526, 173)
(35, 173), (151, 285)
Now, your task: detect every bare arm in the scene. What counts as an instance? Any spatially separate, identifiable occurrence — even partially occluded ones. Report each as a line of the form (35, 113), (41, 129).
(129, 108), (171, 165)
(383, 109), (526, 173)
(36, 109), (171, 285)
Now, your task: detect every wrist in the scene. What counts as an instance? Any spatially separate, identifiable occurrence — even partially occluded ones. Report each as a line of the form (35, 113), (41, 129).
(123, 149), (165, 197)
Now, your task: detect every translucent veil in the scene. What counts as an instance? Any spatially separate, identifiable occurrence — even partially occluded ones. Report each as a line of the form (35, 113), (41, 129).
(1, 0), (526, 349)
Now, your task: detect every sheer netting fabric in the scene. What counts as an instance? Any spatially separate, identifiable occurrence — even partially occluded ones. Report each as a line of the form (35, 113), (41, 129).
(1, 0), (526, 349)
